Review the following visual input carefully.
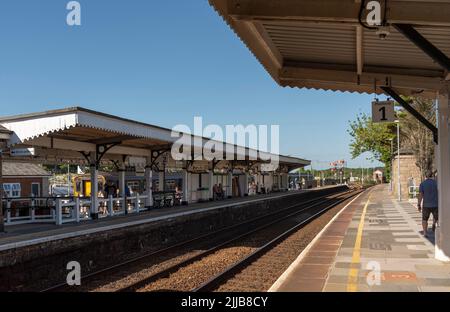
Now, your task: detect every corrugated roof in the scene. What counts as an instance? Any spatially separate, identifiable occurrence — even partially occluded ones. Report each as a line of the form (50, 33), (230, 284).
(2, 162), (51, 177)
(209, 0), (450, 98)
(0, 107), (311, 168)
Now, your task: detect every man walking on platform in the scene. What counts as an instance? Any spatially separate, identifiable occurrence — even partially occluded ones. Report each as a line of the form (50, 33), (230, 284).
(417, 170), (438, 237)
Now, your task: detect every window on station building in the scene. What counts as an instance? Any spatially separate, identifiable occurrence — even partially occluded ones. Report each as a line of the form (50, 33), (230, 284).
(3, 183), (21, 198)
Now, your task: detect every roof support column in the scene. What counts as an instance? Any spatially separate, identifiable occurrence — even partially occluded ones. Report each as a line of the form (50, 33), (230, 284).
(227, 170), (233, 198)
(89, 151), (99, 220)
(118, 163), (127, 215)
(182, 170), (189, 205)
(208, 170), (214, 201)
(158, 171), (164, 192)
(145, 157), (153, 208)
(243, 172), (249, 196)
(283, 173), (289, 191)
(436, 87), (450, 262)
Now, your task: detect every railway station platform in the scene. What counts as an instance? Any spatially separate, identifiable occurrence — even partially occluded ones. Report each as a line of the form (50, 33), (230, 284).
(0, 186), (349, 291)
(0, 188), (326, 251)
(271, 184), (450, 292)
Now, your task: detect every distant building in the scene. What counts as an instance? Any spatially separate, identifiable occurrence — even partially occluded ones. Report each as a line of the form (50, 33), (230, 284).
(373, 169), (384, 184)
(2, 162), (51, 198)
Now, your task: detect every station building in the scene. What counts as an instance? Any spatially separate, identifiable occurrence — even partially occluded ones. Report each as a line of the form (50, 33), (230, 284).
(0, 107), (309, 226)
(1, 162), (51, 198)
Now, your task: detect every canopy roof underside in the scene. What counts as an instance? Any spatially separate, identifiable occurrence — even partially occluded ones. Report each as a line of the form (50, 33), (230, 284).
(209, 0), (450, 98)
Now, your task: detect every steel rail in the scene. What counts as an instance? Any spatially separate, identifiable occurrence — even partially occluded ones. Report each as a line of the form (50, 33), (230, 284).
(193, 190), (362, 292)
(119, 190), (359, 292)
(42, 187), (347, 292)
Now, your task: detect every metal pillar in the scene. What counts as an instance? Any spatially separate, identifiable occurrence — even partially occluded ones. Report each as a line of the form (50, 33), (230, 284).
(436, 87), (450, 262)
(90, 151), (99, 220)
(209, 170), (214, 200)
(145, 157), (153, 208)
(158, 171), (164, 192)
(243, 172), (249, 196)
(182, 170), (189, 205)
(227, 171), (233, 198)
(118, 164), (127, 214)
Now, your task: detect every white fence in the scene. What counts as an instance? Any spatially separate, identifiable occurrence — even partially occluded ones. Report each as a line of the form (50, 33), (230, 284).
(2, 194), (149, 226)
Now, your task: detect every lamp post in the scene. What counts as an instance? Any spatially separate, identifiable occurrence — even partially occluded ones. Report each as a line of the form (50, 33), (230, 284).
(389, 138), (394, 192)
(395, 120), (401, 201)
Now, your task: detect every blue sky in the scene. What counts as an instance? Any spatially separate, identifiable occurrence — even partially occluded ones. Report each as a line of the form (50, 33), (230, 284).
(0, 0), (384, 169)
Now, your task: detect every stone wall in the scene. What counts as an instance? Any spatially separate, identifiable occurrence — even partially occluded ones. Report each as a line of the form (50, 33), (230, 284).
(391, 154), (422, 200)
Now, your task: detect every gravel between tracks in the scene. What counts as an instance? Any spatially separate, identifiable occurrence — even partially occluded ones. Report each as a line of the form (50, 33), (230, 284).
(214, 195), (354, 291)
(73, 192), (354, 292)
(136, 246), (256, 292)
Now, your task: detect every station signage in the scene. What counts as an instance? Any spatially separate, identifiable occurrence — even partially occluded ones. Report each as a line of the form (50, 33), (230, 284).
(372, 100), (395, 123)
(10, 148), (36, 157)
(187, 161), (209, 173)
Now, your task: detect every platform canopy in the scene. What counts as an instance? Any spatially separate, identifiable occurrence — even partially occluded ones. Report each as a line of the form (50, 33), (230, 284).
(0, 107), (309, 171)
(209, 0), (450, 98)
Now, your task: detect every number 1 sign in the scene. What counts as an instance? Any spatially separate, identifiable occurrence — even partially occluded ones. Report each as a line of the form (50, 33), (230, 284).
(372, 100), (395, 123)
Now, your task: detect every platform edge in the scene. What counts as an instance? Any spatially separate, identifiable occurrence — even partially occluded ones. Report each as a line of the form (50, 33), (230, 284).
(268, 189), (366, 292)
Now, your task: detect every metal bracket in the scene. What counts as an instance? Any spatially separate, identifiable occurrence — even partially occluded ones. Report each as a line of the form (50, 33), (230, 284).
(380, 86), (438, 144)
(150, 148), (170, 172)
(394, 24), (450, 73)
(78, 143), (119, 169)
(79, 151), (91, 164)
(96, 143), (119, 164)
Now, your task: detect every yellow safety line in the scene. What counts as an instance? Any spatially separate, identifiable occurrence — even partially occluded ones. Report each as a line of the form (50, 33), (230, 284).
(346, 192), (372, 292)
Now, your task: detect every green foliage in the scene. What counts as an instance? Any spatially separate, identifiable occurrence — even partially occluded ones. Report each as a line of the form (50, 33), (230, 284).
(347, 96), (436, 182)
(347, 113), (396, 166)
(398, 97), (436, 179)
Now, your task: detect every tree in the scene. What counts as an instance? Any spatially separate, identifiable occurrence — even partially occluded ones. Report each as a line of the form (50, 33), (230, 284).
(348, 97), (436, 182)
(398, 97), (436, 180)
(348, 113), (396, 179)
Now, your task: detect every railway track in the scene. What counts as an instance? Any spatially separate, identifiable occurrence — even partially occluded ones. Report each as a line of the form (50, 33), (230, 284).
(43, 187), (360, 292)
(195, 190), (362, 292)
(123, 189), (361, 292)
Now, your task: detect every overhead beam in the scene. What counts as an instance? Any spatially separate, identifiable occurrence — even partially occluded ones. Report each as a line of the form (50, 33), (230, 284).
(88, 135), (137, 145)
(248, 21), (283, 69)
(222, 0), (450, 27)
(393, 24), (450, 74)
(380, 86), (438, 144)
(24, 137), (152, 157)
(356, 26), (364, 76)
(279, 66), (444, 92)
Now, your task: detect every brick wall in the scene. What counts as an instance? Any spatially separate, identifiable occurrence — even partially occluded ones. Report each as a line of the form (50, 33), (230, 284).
(2, 177), (47, 197)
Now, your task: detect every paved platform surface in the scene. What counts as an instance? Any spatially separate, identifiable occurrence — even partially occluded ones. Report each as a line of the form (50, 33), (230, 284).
(271, 184), (450, 292)
(0, 188), (327, 251)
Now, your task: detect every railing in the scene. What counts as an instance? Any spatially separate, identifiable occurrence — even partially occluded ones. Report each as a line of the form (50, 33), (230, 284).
(2, 193), (150, 226)
(409, 186), (419, 199)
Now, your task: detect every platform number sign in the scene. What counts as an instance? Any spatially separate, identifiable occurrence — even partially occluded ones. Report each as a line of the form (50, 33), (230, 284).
(372, 100), (395, 123)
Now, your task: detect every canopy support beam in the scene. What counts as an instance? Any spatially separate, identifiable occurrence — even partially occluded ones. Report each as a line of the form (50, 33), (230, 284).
(380, 86), (438, 144)
(393, 24), (450, 75)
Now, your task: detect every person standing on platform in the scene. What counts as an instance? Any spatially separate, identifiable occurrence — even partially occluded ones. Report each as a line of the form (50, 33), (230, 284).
(418, 170), (438, 237)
